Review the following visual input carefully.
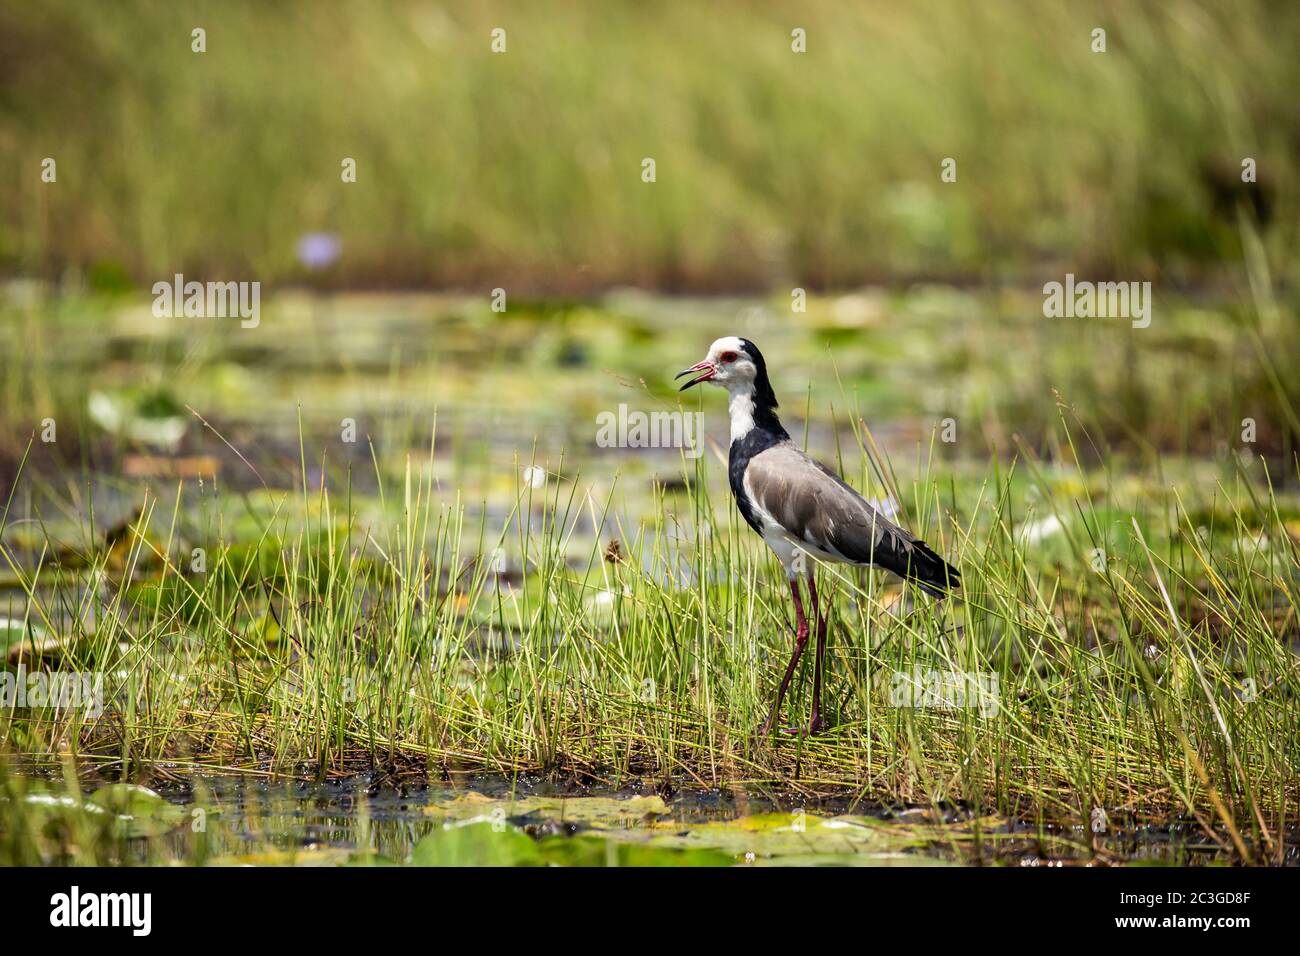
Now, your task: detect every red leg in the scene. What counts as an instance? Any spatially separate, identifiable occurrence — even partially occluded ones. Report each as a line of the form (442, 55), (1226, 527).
(759, 578), (809, 736)
(807, 571), (827, 734)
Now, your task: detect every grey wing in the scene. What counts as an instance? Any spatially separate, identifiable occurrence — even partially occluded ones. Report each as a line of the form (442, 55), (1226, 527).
(744, 443), (960, 595)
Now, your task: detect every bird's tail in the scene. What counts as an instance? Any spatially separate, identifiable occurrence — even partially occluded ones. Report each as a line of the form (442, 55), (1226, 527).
(903, 540), (961, 598)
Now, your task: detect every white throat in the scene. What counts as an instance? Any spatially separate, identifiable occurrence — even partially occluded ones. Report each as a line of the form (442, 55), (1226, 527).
(726, 384), (757, 442)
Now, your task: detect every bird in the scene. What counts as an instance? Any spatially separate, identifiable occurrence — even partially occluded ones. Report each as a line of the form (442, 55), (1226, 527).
(676, 336), (960, 736)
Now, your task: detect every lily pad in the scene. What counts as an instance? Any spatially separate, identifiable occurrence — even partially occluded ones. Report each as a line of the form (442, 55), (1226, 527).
(641, 811), (930, 862)
(88, 388), (188, 450)
(17, 792), (112, 820)
(410, 821), (544, 866)
(89, 784), (186, 837)
(344, 851), (401, 867)
(0, 617), (33, 650)
(7, 792), (115, 842)
(209, 847), (357, 867)
(537, 834), (733, 867)
(1, 618), (65, 662)
(423, 793), (670, 829)
(242, 613), (282, 645)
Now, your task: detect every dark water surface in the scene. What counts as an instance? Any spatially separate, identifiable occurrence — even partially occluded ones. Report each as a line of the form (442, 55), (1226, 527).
(119, 772), (1239, 867)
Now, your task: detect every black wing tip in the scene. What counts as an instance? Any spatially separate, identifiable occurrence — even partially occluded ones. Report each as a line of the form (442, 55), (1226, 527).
(907, 541), (961, 597)
(912, 573), (959, 599)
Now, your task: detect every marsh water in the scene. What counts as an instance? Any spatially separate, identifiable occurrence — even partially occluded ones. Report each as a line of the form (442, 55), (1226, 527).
(213, 775), (1255, 866)
(11, 770), (1244, 867)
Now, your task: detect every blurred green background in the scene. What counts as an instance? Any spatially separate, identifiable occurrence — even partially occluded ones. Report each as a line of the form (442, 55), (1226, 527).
(2, 0), (1297, 290)
(2, 0), (1299, 485)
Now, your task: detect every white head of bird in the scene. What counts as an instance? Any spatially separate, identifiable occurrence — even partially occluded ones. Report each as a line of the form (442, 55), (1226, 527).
(675, 336), (779, 442)
(675, 336), (757, 393)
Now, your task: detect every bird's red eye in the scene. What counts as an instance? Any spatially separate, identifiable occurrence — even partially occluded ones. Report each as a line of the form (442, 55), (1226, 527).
(719, 351), (737, 363)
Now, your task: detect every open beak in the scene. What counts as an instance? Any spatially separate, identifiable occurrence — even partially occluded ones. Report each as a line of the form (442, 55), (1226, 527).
(675, 360), (715, 391)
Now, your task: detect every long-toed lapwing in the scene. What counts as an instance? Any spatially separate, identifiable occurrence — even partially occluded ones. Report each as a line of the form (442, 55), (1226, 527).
(677, 336), (959, 735)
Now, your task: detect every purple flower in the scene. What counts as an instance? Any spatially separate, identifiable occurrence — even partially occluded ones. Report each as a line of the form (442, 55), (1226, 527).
(296, 233), (341, 270)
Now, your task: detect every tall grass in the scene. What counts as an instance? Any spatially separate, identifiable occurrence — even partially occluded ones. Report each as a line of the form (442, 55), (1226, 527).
(2, 403), (1296, 861)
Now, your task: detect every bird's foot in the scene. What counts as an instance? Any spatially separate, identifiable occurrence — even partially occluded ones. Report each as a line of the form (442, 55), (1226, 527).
(756, 720), (805, 740)
(777, 717), (825, 737)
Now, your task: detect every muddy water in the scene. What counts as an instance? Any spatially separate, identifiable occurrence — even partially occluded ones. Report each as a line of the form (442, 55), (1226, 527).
(125, 773), (1234, 867)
